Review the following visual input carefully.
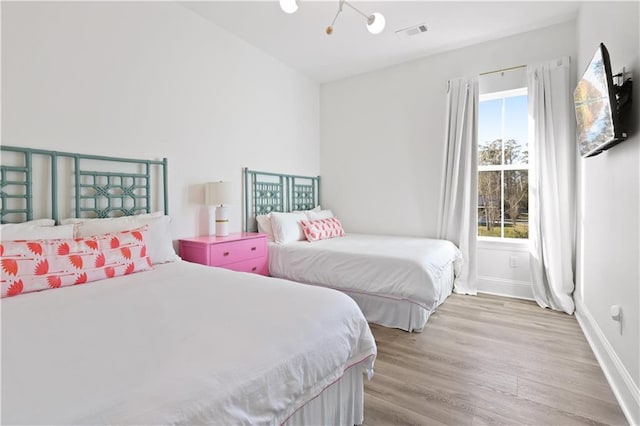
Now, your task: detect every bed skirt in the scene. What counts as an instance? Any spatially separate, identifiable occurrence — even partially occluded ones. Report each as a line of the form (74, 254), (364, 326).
(342, 291), (429, 332)
(284, 363), (366, 425)
(341, 265), (456, 332)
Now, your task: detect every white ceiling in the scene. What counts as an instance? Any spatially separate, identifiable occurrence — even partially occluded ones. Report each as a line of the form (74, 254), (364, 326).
(182, 1), (581, 83)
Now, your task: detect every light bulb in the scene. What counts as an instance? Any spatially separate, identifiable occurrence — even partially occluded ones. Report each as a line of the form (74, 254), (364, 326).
(366, 12), (385, 34)
(279, 0), (298, 14)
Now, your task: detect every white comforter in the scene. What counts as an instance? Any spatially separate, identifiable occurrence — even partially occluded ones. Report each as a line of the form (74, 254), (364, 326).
(269, 234), (463, 310)
(1, 261), (376, 425)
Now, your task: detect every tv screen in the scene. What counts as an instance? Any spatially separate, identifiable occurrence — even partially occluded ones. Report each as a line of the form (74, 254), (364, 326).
(574, 43), (626, 157)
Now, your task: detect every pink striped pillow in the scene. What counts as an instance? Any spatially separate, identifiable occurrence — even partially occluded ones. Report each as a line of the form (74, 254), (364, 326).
(300, 217), (346, 242)
(0, 227), (152, 298)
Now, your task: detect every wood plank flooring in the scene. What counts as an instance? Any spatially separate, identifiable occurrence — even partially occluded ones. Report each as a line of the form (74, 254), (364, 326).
(363, 293), (627, 426)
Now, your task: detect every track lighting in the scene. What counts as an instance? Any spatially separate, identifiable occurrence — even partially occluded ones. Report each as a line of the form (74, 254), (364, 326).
(279, 0), (385, 35)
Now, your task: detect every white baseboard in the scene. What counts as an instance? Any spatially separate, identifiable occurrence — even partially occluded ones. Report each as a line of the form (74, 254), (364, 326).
(575, 299), (640, 426)
(477, 276), (534, 300)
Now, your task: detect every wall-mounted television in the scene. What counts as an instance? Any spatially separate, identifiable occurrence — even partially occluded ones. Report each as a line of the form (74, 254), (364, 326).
(574, 43), (632, 158)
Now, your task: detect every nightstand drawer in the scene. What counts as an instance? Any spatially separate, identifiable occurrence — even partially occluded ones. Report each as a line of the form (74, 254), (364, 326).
(209, 238), (267, 266)
(223, 257), (269, 275)
(179, 233), (269, 274)
(179, 242), (208, 265)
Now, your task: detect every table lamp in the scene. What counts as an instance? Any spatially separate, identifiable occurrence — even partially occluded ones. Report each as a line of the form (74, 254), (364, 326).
(205, 181), (232, 236)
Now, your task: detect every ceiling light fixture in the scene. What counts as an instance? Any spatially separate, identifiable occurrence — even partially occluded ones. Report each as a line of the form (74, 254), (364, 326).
(327, 0), (385, 35)
(279, 0), (298, 14)
(279, 0), (385, 36)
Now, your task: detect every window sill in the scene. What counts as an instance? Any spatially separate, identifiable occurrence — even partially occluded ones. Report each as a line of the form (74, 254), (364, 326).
(478, 237), (529, 252)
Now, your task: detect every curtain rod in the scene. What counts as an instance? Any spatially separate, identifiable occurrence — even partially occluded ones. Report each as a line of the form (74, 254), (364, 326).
(479, 64), (526, 76)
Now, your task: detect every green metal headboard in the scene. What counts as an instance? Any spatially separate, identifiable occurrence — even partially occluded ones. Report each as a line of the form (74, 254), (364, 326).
(0, 145), (168, 224)
(243, 168), (320, 232)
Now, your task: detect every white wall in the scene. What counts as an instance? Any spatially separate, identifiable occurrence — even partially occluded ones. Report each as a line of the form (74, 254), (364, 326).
(574, 3), (640, 424)
(1, 2), (320, 239)
(320, 22), (576, 299)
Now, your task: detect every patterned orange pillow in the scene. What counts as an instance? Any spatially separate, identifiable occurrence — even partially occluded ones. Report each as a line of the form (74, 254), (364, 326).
(0, 227), (152, 298)
(300, 218), (346, 242)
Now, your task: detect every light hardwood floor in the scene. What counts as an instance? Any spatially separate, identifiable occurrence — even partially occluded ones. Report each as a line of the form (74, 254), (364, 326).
(363, 293), (627, 426)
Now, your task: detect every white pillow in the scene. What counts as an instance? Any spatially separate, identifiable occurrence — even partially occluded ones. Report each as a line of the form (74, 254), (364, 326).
(305, 209), (334, 220)
(28, 219), (56, 226)
(69, 214), (179, 264)
(269, 211), (307, 244)
(1, 218), (55, 228)
(256, 214), (273, 236)
(294, 206), (321, 214)
(1, 223), (74, 241)
(133, 216), (179, 264)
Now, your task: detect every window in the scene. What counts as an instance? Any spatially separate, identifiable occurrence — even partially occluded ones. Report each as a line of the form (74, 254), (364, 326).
(477, 88), (528, 239)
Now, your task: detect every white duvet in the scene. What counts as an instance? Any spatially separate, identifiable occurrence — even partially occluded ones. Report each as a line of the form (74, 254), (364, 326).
(1, 261), (376, 425)
(269, 234), (463, 310)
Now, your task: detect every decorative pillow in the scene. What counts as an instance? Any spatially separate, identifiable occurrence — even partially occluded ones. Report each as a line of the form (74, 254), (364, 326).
(269, 211), (307, 244)
(0, 227), (152, 298)
(305, 209), (334, 220)
(62, 214), (178, 264)
(1, 223), (75, 241)
(300, 218), (346, 242)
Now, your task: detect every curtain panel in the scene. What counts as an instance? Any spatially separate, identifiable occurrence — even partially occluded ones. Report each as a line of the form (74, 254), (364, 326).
(527, 57), (576, 314)
(438, 77), (479, 295)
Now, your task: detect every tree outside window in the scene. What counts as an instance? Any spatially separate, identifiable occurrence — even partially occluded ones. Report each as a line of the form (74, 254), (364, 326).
(477, 89), (529, 239)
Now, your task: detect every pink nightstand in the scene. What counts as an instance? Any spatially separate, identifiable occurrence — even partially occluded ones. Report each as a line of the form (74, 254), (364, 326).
(179, 233), (269, 276)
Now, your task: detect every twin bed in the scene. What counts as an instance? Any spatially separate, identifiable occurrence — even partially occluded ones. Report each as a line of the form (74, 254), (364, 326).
(269, 234), (461, 332)
(1, 147), (376, 425)
(244, 169), (463, 332)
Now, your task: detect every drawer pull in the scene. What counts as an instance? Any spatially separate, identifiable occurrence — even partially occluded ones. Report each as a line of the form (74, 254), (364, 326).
(223, 252), (230, 256)
(251, 267), (257, 272)
(251, 247), (257, 251)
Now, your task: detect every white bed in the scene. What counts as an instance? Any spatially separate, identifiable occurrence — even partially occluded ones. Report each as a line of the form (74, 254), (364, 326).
(244, 169), (464, 332)
(0, 148), (377, 424)
(1, 259), (376, 424)
(269, 233), (463, 332)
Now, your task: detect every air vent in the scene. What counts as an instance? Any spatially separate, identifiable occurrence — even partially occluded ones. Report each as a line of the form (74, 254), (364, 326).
(395, 23), (428, 40)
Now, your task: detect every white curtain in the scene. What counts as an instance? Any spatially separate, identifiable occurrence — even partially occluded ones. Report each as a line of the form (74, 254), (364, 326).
(438, 77), (479, 295)
(527, 57), (576, 314)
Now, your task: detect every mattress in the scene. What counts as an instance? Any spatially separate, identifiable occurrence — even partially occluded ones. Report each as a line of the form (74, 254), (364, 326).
(1, 261), (376, 425)
(269, 233), (463, 311)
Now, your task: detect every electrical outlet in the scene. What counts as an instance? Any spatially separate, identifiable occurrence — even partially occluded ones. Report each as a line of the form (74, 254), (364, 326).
(611, 305), (623, 334)
(509, 256), (518, 268)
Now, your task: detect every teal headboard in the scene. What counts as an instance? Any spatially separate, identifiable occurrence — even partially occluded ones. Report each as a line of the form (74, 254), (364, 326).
(243, 168), (320, 232)
(0, 145), (168, 224)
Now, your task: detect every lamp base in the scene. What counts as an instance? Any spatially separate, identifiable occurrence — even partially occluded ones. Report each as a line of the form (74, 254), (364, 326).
(215, 206), (229, 237)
